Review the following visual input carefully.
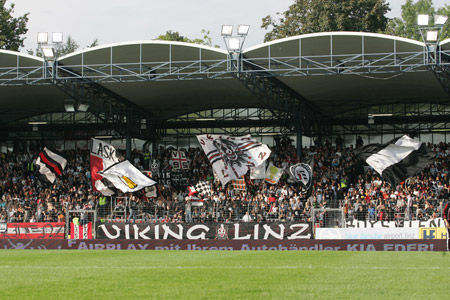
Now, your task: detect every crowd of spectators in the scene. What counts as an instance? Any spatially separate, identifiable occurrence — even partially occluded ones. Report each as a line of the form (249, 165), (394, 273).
(0, 136), (448, 225)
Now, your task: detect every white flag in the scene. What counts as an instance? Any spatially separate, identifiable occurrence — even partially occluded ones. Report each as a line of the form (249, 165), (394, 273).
(197, 134), (271, 186)
(264, 162), (284, 185)
(250, 161), (266, 180)
(99, 160), (156, 193)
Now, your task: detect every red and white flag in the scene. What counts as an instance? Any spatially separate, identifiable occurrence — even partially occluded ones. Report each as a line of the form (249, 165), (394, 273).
(90, 138), (119, 196)
(70, 222), (93, 239)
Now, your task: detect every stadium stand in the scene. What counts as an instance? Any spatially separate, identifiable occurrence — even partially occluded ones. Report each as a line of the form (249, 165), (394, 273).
(0, 136), (447, 225)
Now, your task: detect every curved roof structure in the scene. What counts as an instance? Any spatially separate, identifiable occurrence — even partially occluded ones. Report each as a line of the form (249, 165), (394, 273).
(244, 32), (448, 114)
(0, 32), (448, 128)
(441, 38), (450, 50)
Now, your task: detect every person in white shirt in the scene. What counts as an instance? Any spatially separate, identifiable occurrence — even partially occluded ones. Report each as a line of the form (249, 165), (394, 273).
(242, 211), (252, 222)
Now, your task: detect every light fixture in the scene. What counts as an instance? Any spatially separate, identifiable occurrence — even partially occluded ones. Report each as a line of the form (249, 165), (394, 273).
(41, 46), (55, 59)
(28, 121), (48, 125)
(37, 32), (48, 44)
(94, 135), (113, 139)
(417, 14), (429, 26)
(237, 25), (250, 36)
(369, 113), (393, 117)
(64, 100), (75, 112)
(77, 103), (89, 112)
(431, 129), (450, 132)
(435, 15), (448, 26)
(195, 118), (216, 121)
(426, 30), (438, 42)
(52, 32), (63, 43)
(221, 25), (233, 36)
(228, 38), (241, 51)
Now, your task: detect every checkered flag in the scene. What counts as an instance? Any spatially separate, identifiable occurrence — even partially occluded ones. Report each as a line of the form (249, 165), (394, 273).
(194, 181), (212, 197)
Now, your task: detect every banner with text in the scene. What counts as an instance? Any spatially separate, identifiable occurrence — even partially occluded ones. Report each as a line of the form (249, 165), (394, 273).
(0, 239), (445, 251)
(97, 222), (312, 240)
(0, 222), (65, 239)
(345, 218), (445, 228)
(316, 228), (419, 240)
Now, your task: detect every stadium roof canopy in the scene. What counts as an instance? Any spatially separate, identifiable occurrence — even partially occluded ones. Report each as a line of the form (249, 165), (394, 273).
(0, 32), (449, 130)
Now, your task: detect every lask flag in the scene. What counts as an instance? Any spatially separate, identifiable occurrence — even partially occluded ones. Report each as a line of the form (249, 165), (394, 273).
(356, 135), (434, 187)
(197, 134), (271, 186)
(265, 162), (284, 185)
(90, 138), (119, 195)
(99, 160), (157, 193)
(36, 148), (67, 183)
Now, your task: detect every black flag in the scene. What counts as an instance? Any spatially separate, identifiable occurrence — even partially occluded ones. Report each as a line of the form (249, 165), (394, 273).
(355, 135), (434, 186)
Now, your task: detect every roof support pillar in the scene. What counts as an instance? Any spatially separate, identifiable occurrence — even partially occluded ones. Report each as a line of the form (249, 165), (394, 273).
(296, 127), (302, 161)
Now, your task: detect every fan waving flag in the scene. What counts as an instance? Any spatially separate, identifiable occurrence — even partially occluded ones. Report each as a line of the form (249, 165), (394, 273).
(356, 135), (434, 187)
(36, 147), (67, 183)
(197, 134), (271, 186)
(99, 160), (157, 193)
(188, 181), (212, 197)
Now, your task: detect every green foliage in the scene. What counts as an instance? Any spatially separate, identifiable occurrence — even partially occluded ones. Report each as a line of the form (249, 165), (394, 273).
(87, 38), (99, 48)
(0, 0), (29, 51)
(385, 0), (450, 41)
(156, 29), (219, 47)
(57, 35), (79, 56)
(261, 0), (390, 42)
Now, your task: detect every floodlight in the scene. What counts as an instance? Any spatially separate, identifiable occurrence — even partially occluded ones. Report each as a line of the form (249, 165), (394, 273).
(28, 121), (48, 125)
(435, 15), (448, 26)
(228, 38), (241, 51)
(77, 103), (89, 112)
(64, 100), (75, 112)
(195, 118), (216, 121)
(64, 104), (75, 112)
(37, 32), (48, 44)
(417, 14), (429, 26)
(52, 32), (63, 43)
(41, 46), (55, 59)
(237, 25), (250, 36)
(221, 25), (233, 36)
(426, 30), (438, 42)
(94, 135), (113, 139)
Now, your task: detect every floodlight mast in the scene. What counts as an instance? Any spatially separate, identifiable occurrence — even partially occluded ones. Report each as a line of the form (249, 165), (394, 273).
(416, 14), (448, 64)
(221, 24), (250, 72)
(37, 31), (63, 61)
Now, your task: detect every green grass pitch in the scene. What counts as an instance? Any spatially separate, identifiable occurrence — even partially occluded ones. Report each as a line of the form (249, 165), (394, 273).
(0, 250), (448, 299)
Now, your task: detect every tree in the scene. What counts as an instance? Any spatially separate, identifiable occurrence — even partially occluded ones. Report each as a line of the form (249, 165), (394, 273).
(261, 0), (390, 42)
(385, 0), (449, 41)
(0, 0), (29, 51)
(155, 29), (219, 47)
(57, 35), (79, 56)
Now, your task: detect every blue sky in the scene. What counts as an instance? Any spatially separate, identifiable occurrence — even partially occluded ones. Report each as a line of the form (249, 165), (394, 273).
(11, 0), (449, 52)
